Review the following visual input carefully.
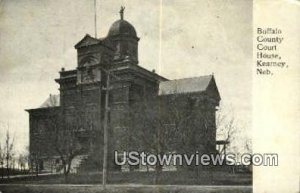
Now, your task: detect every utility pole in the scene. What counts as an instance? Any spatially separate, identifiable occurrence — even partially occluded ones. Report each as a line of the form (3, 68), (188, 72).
(101, 67), (120, 189)
(102, 71), (110, 189)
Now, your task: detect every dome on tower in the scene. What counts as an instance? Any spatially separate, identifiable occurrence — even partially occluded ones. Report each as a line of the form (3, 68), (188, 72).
(108, 19), (137, 37)
(108, 6), (137, 38)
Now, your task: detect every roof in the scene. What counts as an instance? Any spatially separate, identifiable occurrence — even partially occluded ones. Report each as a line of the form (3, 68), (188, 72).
(75, 34), (100, 49)
(39, 94), (60, 108)
(74, 34), (112, 49)
(108, 19), (137, 37)
(110, 62), (168, 82)
(159, 75), (219, 97)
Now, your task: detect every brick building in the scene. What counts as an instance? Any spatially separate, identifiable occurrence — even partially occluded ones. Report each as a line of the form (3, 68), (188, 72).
(26, 9), (220, 173)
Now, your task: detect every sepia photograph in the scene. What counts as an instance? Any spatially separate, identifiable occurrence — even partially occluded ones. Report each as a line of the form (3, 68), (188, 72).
(4, 0), (298, 192)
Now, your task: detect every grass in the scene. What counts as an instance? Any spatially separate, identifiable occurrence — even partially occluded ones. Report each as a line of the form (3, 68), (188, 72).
(0, 170), (252, 185)
(0, 184), (252, 193)
(0, 171), (252, 193)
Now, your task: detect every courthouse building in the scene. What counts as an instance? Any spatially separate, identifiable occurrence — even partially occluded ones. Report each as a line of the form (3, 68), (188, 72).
(26, 9), (220, 173)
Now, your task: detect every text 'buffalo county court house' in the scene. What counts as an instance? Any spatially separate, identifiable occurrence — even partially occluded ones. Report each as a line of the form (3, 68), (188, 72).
(26, 10), (220, 173)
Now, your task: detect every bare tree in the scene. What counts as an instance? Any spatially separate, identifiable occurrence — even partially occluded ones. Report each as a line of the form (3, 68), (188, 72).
(30, 146), (43, 176)
(167, 94), (216, 154)
(216, 106), (253, 174)
(125, 92), (215, 174)
(244, 138), (252, 154)
(0, 143), (4, 179)
(17, 153), (28, 172)
(23, 146), (30, 172)
(29, 130), (44, 176)
(125, 97), (176, 164)
(54, 127), (82, 181)
(48, 113), (84, 182)
(216, 107), (238, 154)
(123, 97), (175, 184)
(217, 110), (251, 156)
(4, 130), (14, 178)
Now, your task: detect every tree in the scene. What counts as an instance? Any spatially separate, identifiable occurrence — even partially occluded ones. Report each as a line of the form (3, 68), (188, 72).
(54, 126), (82, 181)
(216, 105), (252, 174)
(29, 130), (44, 176)
(124, 92), (216, 173)
(3, 130), (14, 178)
(244, 138), (252, 154)
(48, 113), (84, 182)
(216, 110), (236, 154)
(17, 153), (28, 172)
(122, 97), (175, 183)
(165, 94), (216, 155)
(216, 106), (252, 156)
(125, 97), (176, 167)
(0, 143), (4, 179)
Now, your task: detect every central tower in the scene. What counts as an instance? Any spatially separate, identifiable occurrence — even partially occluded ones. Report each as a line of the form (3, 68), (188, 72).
(108, 6), (139, 65)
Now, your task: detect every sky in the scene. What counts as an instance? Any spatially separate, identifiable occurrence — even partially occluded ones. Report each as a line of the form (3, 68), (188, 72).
(0, 0), (252, 154)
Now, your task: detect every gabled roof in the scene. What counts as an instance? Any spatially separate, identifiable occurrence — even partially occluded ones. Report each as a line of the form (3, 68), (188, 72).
(39, 94), (60, 108)
(159, 75), (220, 100)
(74, 34), (103, 49)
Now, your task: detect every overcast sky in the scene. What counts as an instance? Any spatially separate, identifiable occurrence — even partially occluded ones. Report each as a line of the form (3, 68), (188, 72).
(0, 0), (252, 153)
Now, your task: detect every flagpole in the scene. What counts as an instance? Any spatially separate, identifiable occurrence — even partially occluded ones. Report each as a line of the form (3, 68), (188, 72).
(94, 0), (97, 38)
(158, 0), (162, 74)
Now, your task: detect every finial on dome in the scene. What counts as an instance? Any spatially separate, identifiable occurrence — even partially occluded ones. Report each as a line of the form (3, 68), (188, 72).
(120, 6), (125, 20)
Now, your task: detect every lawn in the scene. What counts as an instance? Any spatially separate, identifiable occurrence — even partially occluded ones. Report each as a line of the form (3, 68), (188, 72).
(0, 171), (252, 185)
(0, 184), (252, 193)
(0, 171), (252, 193)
